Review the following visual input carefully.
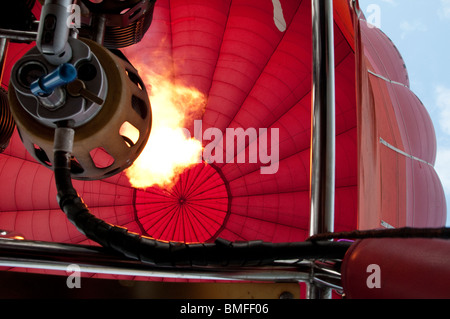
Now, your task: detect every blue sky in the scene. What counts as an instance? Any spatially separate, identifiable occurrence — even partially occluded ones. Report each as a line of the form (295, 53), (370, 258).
(359, 0), (450, 225)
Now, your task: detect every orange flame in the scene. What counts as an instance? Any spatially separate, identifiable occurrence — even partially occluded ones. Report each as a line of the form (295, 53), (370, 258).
(124, 66), (206, 189)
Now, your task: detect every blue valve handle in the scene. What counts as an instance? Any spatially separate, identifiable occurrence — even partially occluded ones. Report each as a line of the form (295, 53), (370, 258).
(30, 63), (77, 96)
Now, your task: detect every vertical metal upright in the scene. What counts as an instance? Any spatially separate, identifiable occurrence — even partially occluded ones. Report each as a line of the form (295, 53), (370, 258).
(308, 0), (336, 299)
(0, 37), (9, 85)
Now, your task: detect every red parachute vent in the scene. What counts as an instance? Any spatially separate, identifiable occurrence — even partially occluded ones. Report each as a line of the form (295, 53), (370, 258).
(135, 163), (229, 243)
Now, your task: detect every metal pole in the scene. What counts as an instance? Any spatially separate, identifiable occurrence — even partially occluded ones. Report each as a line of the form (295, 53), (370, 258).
(309, 0), (336, 299)
(0, 239), (313, 283)
(93, 14), (107, 45)
(0, 37), (9, 85)
(309, 0), (335, 241)
(0, 29), (38, 42)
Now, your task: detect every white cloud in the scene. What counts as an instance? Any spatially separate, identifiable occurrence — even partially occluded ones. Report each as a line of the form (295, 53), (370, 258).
(399, 19), (428, 39)
(435, 86), (450, 135)
(381, 0), (397, 5)
(439, 0), (450, 19)
(434, 85), (450, 225)
(436, 149), (450, 193)
(435, 148), (450, 226)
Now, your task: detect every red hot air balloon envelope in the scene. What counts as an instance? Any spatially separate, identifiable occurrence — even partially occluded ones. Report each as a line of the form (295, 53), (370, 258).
(0, 0), (446, 284)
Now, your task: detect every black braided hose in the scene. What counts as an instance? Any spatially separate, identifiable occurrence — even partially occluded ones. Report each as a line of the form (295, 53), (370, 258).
(53, 127), (352, 267)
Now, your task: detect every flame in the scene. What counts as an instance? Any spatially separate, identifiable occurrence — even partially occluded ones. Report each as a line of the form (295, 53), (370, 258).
(123, 67), (206, 189)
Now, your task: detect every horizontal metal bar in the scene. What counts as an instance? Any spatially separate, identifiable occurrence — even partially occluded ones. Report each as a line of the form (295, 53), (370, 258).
(313, 276), (343, 291)
(0, 28), (38, 42)
(0, 239), (314, 282)
(0, 259), (313, 282)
